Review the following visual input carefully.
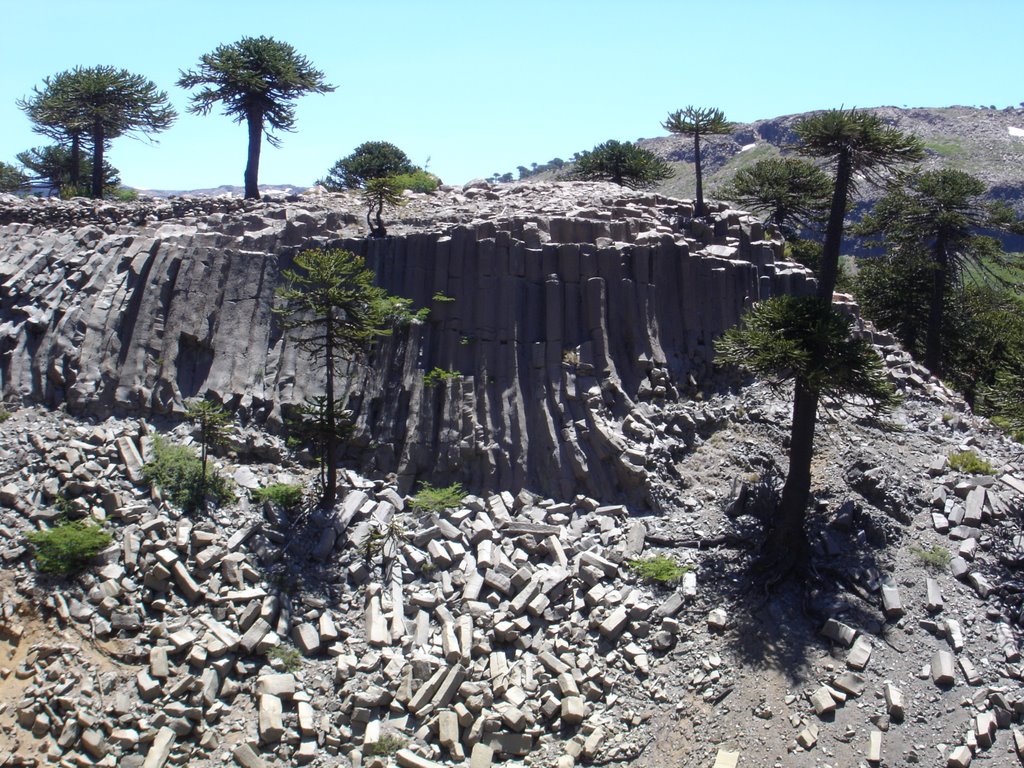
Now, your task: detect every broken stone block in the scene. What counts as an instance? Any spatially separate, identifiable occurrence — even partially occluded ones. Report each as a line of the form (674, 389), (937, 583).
(810, 686), (836, 717)
(847, 636), (872, 671)
(797, 724), (819, 749)
(232, 743), (267, 768)
(945, 619), (965, 652)
(931, 650), (955, 686)
(832, 672), (866, 697)
(867, 730), (882, 763)
(959, 656), (982, 686)
(712, 750), (739, 768)
(880, 583), (904, 619)
(395, 748), (446, 768)
(141, 727), (176, 768)
(561, 695), (586, 725)
(292, 623), (321, 655)
(926, 578), (944, 613)
(598, 607), (629, 639)
(469, 742), (494, 768)
(821, 618), (857, 647)
(884, 682), (905, 721)
(257, 673), (296, 698)
(949, 556), (969, 580)
(707, 608), (728, 631)
(946, 744), (972, 767)
(259, 694), (285, 743)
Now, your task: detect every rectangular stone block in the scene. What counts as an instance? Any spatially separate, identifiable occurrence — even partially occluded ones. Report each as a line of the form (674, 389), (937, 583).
(931, 650), (955, 686)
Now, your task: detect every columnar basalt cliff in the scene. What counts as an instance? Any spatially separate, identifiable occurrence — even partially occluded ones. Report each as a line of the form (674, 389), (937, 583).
(0, 182), (813, 504)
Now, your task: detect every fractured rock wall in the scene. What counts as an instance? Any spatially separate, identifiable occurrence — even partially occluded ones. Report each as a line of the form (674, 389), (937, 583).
(0, 184), (813, 505)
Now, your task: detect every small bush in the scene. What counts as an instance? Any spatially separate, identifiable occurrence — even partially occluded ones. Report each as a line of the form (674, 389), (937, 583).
(423, 367), (461, 388)
(411, 483), (465, 514)
(266, 644), (302, 672)
(110, 186), (138, 201)
(432, 292), (455, 303)
(251, 483), (304, 511)
(947, 450), (994, 475)
(0, 409), (11, 423)
(26, 520), (112, 575)
(370, 733), (408, 756)
(627, 555), (688, 585)
(143, 436), (234, 513)
(391, 170), (440, 193)
(910, 545), (951, 571)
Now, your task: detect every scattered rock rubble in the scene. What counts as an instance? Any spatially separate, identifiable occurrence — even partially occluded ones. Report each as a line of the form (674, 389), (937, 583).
(0, 334), (1022, 767)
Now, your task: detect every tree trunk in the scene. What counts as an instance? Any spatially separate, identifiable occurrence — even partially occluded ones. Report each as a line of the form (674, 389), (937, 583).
(90, 121), (104, 199)
(244, 110), (263, 200)
(694, 132), (704, 216)
(925, 237), (948, 375)
(323, 312), (337, 508)
(816, 149), (852, 301)
(763, 377), (819, 571)
(70, 133), (81, 192)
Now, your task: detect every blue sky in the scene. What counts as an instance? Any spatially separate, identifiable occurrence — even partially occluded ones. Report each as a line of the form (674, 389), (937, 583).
(3, 0), (1022, 190)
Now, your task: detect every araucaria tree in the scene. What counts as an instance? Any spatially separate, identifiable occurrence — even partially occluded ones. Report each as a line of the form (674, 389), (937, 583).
(323, 141), (416, 190)
(662, 106), (732, 216)
(275, 249), (400, 507)
(717, 157), (832, 236)
(362, 176), (405, 237)
(178, 36), (335, 199)
(856, 168), (1020, 374)
(569, 140), (673, 188)
(184, 398), (233, 499)
(19, 66), (175, 198)
(720, 109), (922, 574)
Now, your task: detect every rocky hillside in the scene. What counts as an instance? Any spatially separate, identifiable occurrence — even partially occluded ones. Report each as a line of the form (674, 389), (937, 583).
(1, 184), (1023, 768)
(637, 106), (1024, 222)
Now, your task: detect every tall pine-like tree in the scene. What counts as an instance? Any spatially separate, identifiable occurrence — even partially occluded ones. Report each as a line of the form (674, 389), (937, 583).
(662, 106), (732, 216)
(178, 37), (335, 199)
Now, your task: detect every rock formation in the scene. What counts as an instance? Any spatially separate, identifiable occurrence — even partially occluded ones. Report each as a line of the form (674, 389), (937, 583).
(0, 183), (812, 505)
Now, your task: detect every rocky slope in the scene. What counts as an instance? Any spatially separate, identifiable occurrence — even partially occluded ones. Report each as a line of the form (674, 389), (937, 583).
(0, 184), (1023, 768)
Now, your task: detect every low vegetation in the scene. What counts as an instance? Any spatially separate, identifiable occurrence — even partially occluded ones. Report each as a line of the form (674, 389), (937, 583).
(947, 450), (995, 475)
(266, 644), (302, 672)
(910, 545), (952, 571)
(251, 483), (304, 511)
(369, 734), (408, 756)
(411, 483), (465, 514)
(143, 435), (234, 513)
(423, 367), (461, 388)
(626, 555), (688, 584)
(25, 519), (112, 575)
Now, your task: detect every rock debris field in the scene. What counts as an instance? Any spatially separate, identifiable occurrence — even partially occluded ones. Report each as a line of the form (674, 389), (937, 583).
(0, 184), (1022, 768)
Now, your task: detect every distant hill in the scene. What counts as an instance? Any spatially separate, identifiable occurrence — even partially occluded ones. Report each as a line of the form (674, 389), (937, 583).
(133, 183), (307, 198)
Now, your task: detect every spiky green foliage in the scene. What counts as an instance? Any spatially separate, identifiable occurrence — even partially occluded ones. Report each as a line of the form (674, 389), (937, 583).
(423, 367), (461, 388)
(569, 140), (673, 189)
(362, 176), (405, 237)
(984, 356), (1024, 437)
(391, 170), (440, 193)
(178, 36), (335, 199)
(143, 436), (234, 513)
(26, 520), (112, 576)
(717, 296), (898, 411)
(275, 248), (401, 507)
(16, 145), (120, 198)
(322, 141), (417, 190)
(856, 168), (1021, 374)
(411, 483), (465, 514)
(627, 555), (688, 585)
(266, 644), (302, 671)
(0, 161), (28, 193)
(21, 66), (175, 198)
(251, 483), (305, 511)
(662, 106), (733, 215)
(910, 545), (951, 571)
(947, 450), (994, 475)
(717, 157), (832, 234)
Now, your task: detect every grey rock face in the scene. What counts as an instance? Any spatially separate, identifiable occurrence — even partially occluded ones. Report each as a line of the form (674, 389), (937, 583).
(0, 183), (811, 505)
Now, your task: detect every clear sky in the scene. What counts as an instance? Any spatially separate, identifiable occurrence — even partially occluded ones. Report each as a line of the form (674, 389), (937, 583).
(3, 0), (1022, 190)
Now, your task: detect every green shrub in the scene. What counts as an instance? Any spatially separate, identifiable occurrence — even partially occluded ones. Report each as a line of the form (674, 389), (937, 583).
(0, 409), (11, 423)
(627, 555), (688, 585)
(251, 483), (304, 511)
(26, 519), (112, 575)
(411, 483), (465, 514)
(370, 734), (408, 755)
(432, 292), (455, 303)
(947, 450), (994, 475)
(143, 436), (234, 513)
(110, 186), (138, 201)
(391, 170), (440, 193)
(910, 545), (951, 571)
(266, 644), (302, 672)
(423, 367), (461, 388)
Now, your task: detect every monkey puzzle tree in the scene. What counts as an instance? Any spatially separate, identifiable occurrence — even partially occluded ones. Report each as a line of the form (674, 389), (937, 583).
(717, 156), (832, 236)
(0, 162), (28, 193)
(855, 168), (1019, 375)
(720, 109), (922, 575)
(184, 398), (233, 500)
(19, 66), (175, 198)
(569, 140), (673, 189)
(178, 36), (335, 199)
(323, 141), (416, 190)
(362, 176), (405, 237)
(16, 145), (120, 197)
(662, 106), (733, 216)
(275, 248), (400, 507)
